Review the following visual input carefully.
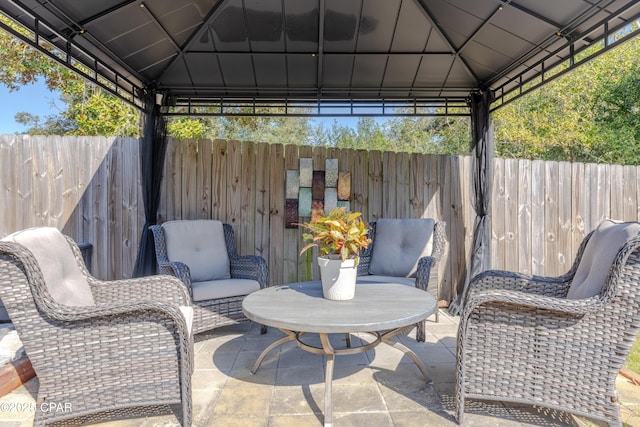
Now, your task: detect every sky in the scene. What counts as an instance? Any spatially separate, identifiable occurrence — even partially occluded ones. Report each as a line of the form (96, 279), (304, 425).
(0, 78), (64, 134)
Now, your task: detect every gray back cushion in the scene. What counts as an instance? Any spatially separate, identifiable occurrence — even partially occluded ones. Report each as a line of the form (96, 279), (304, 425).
(2, 227), (95, 306)
(369, 218), (435, 278)
(162, 220), (231, 282)
(567, 220), (640, 299)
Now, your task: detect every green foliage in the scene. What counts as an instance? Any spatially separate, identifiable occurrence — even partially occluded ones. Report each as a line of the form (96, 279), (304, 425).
(0, 16), (74, 92)
(386, 116), (471, 154)
(0, 20), (140, 137)
(167, 117), (207, 139)
(494, 32), (640, 164)
(297, 207), (372, 261)
(167, 113), (315, 145)
(14, 112), (75, 135)
(316, 116), (471, 154)
(64, 90), (140, 136)
(625, 333), (640, 374)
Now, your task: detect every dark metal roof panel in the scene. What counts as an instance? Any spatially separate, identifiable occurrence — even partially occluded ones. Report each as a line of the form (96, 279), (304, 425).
(218, 55), (255, 86)
(211, 0), (251, 51)
(355, 0), (401, 52)
(185, 53), (224, 86)
(323, 0), (360, 52)
(428, 0), (487, 42)
(155, 3), (215, 47)
(323, 55), (355, 87)
(490, 6), (556, 43)
(162, 57), (193, 87)
(517, 0), (594, 24)
(352, 55), (387, 87)
(83, 3), (152, 43)
(413, 55), (456, 87)
(391, 0), (432, 52)
(253, 55), (287, 87)
(382, 55), (422, 87)
(245, 0), (285, 52)
(283, 0), (318, 51)
(287, 55), (317, 87)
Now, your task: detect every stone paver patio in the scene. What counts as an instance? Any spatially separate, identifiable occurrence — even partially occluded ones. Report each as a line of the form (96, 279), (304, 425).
(1, 311), (639, 426)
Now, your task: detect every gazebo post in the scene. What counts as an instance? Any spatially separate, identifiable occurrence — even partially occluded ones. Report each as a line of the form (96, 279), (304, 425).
(449, 89), (495, 315)
(133, 87), (168, 277)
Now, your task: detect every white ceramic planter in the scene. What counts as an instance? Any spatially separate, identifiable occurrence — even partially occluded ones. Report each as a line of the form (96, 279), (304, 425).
(317, 255), (358, 300)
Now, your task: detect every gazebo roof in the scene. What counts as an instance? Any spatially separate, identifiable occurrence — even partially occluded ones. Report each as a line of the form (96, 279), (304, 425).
(1, 0), (639, 114)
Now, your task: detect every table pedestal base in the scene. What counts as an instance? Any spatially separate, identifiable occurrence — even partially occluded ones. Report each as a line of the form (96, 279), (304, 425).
(250, 327), (431, 427)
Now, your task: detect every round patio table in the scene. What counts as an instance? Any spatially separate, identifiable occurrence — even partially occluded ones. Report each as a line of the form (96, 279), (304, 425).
(242, 280), (437, 427)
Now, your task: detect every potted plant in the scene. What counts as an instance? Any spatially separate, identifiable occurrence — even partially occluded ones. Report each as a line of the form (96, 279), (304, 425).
(297, 207), (371, 300)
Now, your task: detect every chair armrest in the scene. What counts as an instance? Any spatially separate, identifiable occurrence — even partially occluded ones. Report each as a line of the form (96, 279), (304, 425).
(36, 294), (191, 348)
(463, 288), (604, 321)
(43, 301), (194, 373)
(468, 269), (571, 298)
(156, 260), (192, 287)
(89, 274), (191, 306)
(415, 256), (436, 291)
(230, 255), (269, 288)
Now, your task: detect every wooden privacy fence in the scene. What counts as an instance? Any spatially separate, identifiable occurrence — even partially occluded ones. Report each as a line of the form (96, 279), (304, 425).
(491, 158), (640, 278)
(0, 134), (143, 281)
(2, 134), (640, 302)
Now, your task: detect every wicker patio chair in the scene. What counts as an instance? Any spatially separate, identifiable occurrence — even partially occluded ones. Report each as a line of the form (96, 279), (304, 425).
(151, 220), (268, 335)
(357, 218), (446, 340)
(456, 219), (640, 426)
(0, 227), (193, 426)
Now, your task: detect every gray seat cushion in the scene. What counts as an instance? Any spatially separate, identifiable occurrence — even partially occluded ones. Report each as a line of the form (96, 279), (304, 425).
(162, 220), (231, 281)
(191, 278), (260, 302)
(368, 218), (435, 278)
(567, 220), (640, 299)
(2, 227), (95, 306)
(356, 275), (416, 287)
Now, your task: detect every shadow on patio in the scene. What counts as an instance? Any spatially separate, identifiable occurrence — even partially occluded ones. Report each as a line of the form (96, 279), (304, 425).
(2, 311), (639, 427)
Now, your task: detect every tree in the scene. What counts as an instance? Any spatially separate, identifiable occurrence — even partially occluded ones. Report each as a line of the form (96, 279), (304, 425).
(0, 16), (141, 136)
(166, 113), (314, 145)
(386, 115), (471, 154)
(167, 117), (207, 140)
(14, 112), (75, 135)
(493, 31), (640, 164)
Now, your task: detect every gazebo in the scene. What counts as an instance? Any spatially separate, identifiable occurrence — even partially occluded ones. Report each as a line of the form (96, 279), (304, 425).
(1, 0), (640, 307)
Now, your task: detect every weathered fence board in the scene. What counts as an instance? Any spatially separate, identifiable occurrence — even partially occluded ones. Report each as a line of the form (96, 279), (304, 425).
(382, 151), (397, 218)
(492, 157), (505, 269)
(283, 144), (299, 284)
(368, 150), (383, 222)
(531, 160), (545, 275)
(410, 153), (425, 219)
(3, 134), (640, 301)
(504, 159), (518, 274)
(240, 141), (257, 258)
(623, 166), (637, 221)
(268, 144), (285, 286)
(1, 136), (17, 235)
(571, 162), (586, 260)
(557, 161), (572, 274)
(517, 159), (532, 275)
(544, 161), (559, 277)
(197, 138), (213, 220)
